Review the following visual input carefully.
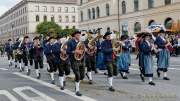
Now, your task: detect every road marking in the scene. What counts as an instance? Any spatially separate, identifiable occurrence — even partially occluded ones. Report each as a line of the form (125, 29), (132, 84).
(0, 68), (8, 71)
(13, 86), (56, 101)
(0, 90), (19, 101)
(13, 72), (97, 101)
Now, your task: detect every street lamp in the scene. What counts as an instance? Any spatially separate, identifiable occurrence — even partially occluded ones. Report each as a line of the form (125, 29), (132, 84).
(117, 0), (121, 38)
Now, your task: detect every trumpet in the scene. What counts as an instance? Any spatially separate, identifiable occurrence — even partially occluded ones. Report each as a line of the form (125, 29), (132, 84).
(60, 42), (68, 61)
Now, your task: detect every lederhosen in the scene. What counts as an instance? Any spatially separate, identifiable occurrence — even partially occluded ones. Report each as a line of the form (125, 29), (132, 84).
(52, 42), (70, 77)
(101, 40), (118, 77)
(84, 39), (96, 73)
(32, 45), (44, 69)
(44, 43), (56, 73)
(67, 39), (85, 82)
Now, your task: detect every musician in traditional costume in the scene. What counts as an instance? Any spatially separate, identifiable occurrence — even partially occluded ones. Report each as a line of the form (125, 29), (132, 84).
(20, 36), (32, 75)
(84, 31), (97, 84)
(13, 38), (20, 68)
(101, 32), (118, 92)
(5, 39), (14, 67)
(52, 36), (70, 90)
(154, 31), (170, 80)
(32, 36), (44, 79)
(67, 31), (85, 96)
(139, 33), (156, 85)
(117, 35), (131, 79)
(44, 36), (57, 84)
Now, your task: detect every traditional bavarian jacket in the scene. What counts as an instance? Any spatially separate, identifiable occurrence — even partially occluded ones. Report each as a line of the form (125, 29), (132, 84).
(67, 38), (78, 59)
(13, 41), (20, 50)
(140, 40), (152, 55)
(20, 42), (32, 57)
(32, 45), (43, 61)
(101, 40), (113, 62)
(52, 42), (61, 64)
(44, 43), (54, 57)
(154, 36), (166, 49)
(5, 43), (13, 54)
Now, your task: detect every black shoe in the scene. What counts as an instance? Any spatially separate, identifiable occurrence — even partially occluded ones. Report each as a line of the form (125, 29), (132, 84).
(86, 73), (89, 80)
(19, 69), (22, 72)
(104, 72), (107, 75)
(163, 77), (170, 80)
(51, 80), (55, 84)
(109, 87), (115, 92)
(76, 91), (82, 96)
(148, 81), (156, 86)
(89, 80), (93, 85)
(123, 76), (128, 79)
(95, 70), (98, 74)
(157, 70), (160, 78)
(60, 87), (64, 90)
(27, 69), (31, 76)
(140, 74), (145, 82)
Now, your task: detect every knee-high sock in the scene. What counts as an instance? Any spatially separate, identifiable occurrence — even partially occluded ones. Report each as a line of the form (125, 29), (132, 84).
(50, 73), (54, 80)
(123, 72), (126, 76)
(149, 77), (153, 82)
(59, 76), (64, 87)
(75, 81), (80, 92)
(8, 60), (11, 65)
(164, 72), (167, 77)
(19, 63), (22, 70)
(25, 66), (29, 72)
(108, 77), (113, 87)
(35, 69), (39, 77)
(87, 72), (92, 80)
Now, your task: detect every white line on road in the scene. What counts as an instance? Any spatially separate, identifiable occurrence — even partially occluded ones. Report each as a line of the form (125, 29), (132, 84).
(13, 72), (97, 101)
(0, 90), (19, 101)
(0, 68), (8, 71)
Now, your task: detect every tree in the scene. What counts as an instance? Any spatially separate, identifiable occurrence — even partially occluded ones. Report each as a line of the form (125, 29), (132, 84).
(36, 21), (62, 37)
(58, 28), (76, 37)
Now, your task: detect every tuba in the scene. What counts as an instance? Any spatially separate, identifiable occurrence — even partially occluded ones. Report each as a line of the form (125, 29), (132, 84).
(74, 41), (85, 61)
(60, 42), (68, 61)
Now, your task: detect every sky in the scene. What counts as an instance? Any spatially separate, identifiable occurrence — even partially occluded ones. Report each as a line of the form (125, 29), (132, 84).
(0, 0), (22, 16)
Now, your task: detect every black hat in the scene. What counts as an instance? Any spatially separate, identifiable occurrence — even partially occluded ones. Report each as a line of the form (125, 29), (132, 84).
(71, 30), (81, 37)
(142, 32), (152, 38)
(88, 31), (94, 34)
(103, 32), (112, 39)
(8, 39), (12, 41)
(120, 35), (129, 41)
(48, 36), (55, 41)
(24, 36), (29, 39)
(33, 36), (40, 41)
(56, 35), (62, 40)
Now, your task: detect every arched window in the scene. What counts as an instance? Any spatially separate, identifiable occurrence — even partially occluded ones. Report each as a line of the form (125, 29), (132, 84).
(164, 17), (173, 29)
(65, 16), (69, 22)
(80, 11), (83, 21)
(148, 20), (156, 26)
(36, 15), (39, 22)
(122, 1), (126, 14)
(96, 6), (100, 18)
(59, 16), (62, 22)
(43, 15), (47, 22)
(92, 8), (95, 19)
(72, 7), (75, 13)
(134, 0), (139, 12)
(165, 0), (171, 5)
(88, 9), (91, 19)
(65, 7), (68, 13)
(134, 22), (141, 32)
(148, 0), (154, 8)
(106, 4), (110, 16)
(51, 15), (54, 22)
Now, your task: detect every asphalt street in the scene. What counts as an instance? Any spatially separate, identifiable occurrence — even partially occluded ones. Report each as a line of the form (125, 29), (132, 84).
(0, 55), (180, 101)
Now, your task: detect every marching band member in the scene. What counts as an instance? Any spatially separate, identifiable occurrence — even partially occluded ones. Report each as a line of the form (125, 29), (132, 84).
(117, 35), (131, 79)
(84, 32), (97, 84)
(32, 36), (44, 79)
(67, 31), (85, 96)
(139, 33), (155, 85)
(13, 38), (20, 68)
(5, 39), (14, 67)
(44, 36), (56, 84)
(52, 36), (70, 90)
(20, 36), (32, 75)
(155, 31), (170, 80)
(101, 32), (118, 92)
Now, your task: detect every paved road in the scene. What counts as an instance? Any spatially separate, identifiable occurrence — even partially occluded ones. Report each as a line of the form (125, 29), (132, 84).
(0, 55), (180, 101)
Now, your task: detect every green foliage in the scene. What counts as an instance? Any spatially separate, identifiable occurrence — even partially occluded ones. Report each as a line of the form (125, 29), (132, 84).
(58, 28), (76, 37)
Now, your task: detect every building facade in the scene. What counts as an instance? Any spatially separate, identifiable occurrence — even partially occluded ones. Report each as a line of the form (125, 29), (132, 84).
(78, 0), (180, 36)
(0, 0), (78, 40)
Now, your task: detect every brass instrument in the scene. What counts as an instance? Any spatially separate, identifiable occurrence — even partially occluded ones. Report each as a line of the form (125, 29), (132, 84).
(60, 42), (68, 61)
(74, 41), (85, 61)
(113, 40), (122, 56)
(16, 36), (24, 55)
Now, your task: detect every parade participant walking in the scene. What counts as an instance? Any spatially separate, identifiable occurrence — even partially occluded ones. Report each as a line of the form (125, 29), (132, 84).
(117, 35), (131, 79)
(67, 31), (85, 96)
(5, 39), (14, 67)
(139, 33), (156, 85)
(32, 36), (44, 79)
(44, 36), (56, 84)
(20, 36), (32, 75)
(52, 36), (70, 90)
(101, 32), (118, 92)
(155, 31), (170, 80)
